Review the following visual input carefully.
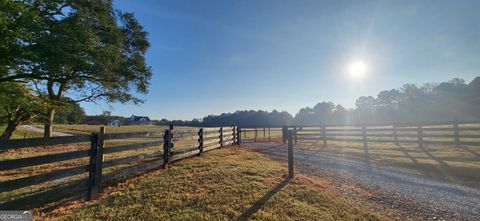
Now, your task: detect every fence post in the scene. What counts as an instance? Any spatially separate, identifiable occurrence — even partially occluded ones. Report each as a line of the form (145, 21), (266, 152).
(237, 126), (241, 145)
(254, 128), (257, 142)
(87, 133), (97, 200)
(362, 125), (368, 149)
(287, 130), (294, 178)
(87, 127), (105, 200)
(163, 128), (172, 169)
(198, 128), (204, 156)
(263, 127), (266, 139)
(417, 122), (423, 149)
(282, 126), (287, 144)
(232, 126), (237, 145)
(268, 127), (271, 142)
(170, 124), (174, 158)
(219, 127), (224, 148)
(322, 126), (327, 146)
(393, 123), (398, 145)
(453, 120), (460, 145)
(293, 126), (297, 144)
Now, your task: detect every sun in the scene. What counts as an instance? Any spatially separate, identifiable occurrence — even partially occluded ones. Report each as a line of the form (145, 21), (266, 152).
(348, 61), (367, 79)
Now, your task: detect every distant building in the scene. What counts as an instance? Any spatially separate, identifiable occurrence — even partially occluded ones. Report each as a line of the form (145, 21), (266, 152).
(109, 119), (122, 127)
(128, 115), (152, 125)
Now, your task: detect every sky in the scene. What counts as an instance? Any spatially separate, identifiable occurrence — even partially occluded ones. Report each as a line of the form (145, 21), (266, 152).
(81, 0), (480, 120)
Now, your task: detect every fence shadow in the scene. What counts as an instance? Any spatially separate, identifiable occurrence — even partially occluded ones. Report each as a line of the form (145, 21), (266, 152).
(236, 176), (292, 221)
(456, 145), (480, 158)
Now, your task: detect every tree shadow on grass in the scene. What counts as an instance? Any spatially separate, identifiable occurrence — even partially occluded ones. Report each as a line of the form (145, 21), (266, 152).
(236, 176), (292, 221)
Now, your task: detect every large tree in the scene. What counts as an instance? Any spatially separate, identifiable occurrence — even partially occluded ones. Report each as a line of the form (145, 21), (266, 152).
(1, 0), (152, 137)
(0, 83), (43, 139)
(54, 101), (86, 124)
(0, 0), (36, 82)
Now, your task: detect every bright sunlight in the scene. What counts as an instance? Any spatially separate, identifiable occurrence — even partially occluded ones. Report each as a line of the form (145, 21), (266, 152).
(348, 61), (367, 79)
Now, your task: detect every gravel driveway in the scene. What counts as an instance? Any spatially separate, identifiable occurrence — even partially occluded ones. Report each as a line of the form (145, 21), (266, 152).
(248, 142), (480, 220)
(20, 125), (72, 137)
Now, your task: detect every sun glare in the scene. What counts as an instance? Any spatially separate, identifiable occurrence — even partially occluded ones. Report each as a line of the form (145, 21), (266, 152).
(348, 61), (367, 79)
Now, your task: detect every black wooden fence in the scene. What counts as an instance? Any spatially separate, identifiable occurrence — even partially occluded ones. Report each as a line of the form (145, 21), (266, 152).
(240, 120), (480, 180)
(283, 120), (480, 148)
(0, 126), (240, 209)
(239, 127), (282, 142)
(240, 120), (480, 147)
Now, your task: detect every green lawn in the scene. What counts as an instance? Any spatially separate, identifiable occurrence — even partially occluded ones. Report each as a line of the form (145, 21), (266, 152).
(40, 147), (381, 221)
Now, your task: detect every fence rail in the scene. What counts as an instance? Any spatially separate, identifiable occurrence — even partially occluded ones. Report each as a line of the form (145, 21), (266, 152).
(239, 120), (480, 180)
(0, 126), (240, 209)
(239, 120), (480, 147)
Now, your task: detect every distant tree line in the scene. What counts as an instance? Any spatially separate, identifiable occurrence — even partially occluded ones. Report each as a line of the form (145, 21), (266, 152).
(48, 76), (480, 128)
(160, 77), (480, 127)
(155, 110), (293, 127)
(293, 77), (480, 125)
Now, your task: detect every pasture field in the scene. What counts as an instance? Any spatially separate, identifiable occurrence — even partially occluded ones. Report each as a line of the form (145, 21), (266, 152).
(40, 147), (380, 221)
(0, 125), (44, 139)
(5, 124), (183, 138)
(4, 124), (189, 139)
(241, 126), (480, 189)
(49, 124), (170, 135)
(241, 128), (283, 141)
(294, 140), (480, 188)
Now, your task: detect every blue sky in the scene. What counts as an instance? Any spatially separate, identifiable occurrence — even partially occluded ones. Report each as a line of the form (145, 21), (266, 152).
(81, 0), (480, 120)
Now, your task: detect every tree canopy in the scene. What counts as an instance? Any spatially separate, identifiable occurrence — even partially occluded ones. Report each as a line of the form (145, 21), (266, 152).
(54, 101), (86, 125)
(0, 0), (152, 137)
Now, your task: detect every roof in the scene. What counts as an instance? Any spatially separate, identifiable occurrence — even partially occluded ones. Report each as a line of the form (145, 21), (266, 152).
(129, 115), (151, 122)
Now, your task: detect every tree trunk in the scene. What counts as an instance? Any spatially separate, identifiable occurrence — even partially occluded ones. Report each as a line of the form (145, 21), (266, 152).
(0, 108), (31, 140)
(1, 120), (19, 140)
(44, 108), (56, 138)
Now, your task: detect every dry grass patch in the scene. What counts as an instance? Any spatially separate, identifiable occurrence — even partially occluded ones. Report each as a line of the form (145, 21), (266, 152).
(41, 147), (381, 221)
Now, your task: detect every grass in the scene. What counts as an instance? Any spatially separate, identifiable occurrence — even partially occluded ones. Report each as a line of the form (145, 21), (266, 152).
(241, 128), (283, 142)
(2, 124), (175, 139)
(40, 147), (381, 221)
(290, 139), (480, 189)
(50, 124), (171, 135)
(0, 125), (44, 139)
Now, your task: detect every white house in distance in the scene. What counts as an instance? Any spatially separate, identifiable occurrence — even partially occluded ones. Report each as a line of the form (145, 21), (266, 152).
(108, 119), (122, 127)
(128, 115), (153, 125)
